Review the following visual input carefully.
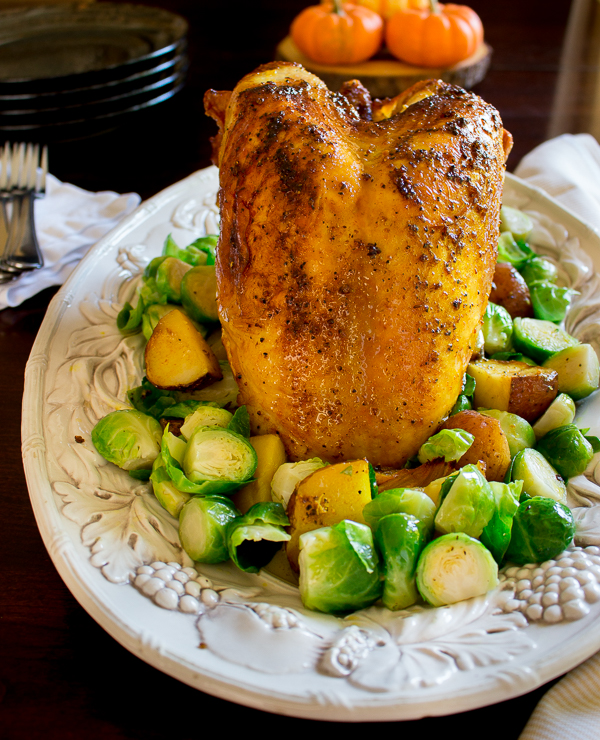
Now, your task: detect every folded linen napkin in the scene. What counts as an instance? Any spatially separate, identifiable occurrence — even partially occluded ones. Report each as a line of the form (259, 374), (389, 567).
(514, 133), (600, 739)
(0, 173), (140, 310)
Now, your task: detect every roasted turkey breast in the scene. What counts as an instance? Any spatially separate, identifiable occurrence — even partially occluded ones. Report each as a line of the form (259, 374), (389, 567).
(205, 62), (512, 468)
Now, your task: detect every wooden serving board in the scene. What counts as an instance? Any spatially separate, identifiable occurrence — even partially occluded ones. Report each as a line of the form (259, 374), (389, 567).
(275, 36), (492, 98)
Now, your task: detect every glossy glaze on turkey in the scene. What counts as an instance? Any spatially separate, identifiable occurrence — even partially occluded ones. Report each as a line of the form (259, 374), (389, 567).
(205, 62), (512, 468)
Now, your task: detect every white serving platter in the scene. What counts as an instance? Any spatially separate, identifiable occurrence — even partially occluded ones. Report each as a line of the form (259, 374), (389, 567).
(22, 166), (600, 721)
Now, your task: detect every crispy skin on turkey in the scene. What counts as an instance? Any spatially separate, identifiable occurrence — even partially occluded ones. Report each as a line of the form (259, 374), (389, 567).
(205, 63), (512, 468)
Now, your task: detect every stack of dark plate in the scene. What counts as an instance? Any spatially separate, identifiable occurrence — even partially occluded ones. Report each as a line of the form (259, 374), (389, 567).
(0, 3), (188, 142)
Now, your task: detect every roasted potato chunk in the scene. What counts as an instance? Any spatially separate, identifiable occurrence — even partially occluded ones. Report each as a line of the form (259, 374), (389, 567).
(232, 434), (287, 514)
(145, 309), (223, 390)
(468, 358), (558, 422)
(439, 410), (511, 482)
(286, 459), (372, 571)
(489, 262), (533, 318)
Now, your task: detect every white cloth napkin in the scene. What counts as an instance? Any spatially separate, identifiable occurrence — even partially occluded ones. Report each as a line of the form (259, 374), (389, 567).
(514, 133), (600, 739)
(0, 173), (140, 310)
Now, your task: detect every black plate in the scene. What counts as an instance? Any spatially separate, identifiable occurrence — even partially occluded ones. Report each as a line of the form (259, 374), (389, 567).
(0, 3), (188, 94)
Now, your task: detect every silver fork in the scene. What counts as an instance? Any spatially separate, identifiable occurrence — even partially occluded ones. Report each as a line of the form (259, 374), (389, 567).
(0, 142), (47, 274)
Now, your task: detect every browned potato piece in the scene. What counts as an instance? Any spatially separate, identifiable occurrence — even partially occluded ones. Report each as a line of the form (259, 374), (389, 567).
(468, 358), (558, 422)
(145, 309), (223, 390)
(489, 262), (533, 318)
(286, 459), (372, 572)
(232, 434), (287, 514)
(440, 410), (511, 482)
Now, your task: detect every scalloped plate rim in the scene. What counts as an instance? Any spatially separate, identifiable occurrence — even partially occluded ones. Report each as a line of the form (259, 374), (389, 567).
(21, 167), (600, 721)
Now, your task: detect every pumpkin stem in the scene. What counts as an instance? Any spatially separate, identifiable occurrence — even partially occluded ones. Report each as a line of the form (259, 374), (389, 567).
(332, 0), (344, 15)
(429, 0), (440, 12)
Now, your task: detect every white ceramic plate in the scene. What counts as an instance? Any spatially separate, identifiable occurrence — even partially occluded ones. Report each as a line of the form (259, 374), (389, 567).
(22, 167), (600, 721)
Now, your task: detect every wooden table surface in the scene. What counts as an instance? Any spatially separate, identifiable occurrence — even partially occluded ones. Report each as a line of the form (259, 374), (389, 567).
(1, 0), (598, 736)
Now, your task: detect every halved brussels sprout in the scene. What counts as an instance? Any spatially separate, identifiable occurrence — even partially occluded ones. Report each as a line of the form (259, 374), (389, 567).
(183, 426), (257, 486)
(497, 231), (534, 269)
(92, 409), (162, 472)
(298, 520), (382, 614)
(363, 488), (435, 538)
(434, 464), (495, 538)
(150, 453), (190, 517)
(480, 481), (522, 564)
(510, 448), (567, 503)
(375, 513), (426, 610)
(542, 344), (600, 401)
(504, 497), (576, 565)
(478, 409), (535, 457)
(519, 256), (558, 286)
(179, 495), (240, 563)
(529, 283), (577, 324)
(512, 318), (579, 364)
(532, 393), (576, 440)
(227, 502), (290, 572)
(416, 532), (499, 607)
(500, 206), (534, 242)
(270, 458), (328, 508)
(418, 428), (474, 464)
(180, 406), (233, 440)
(482, 302), (513, 355)
(535, 424), (596, 480)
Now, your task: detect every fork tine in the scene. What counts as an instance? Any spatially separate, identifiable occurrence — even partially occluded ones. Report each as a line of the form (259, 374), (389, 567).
(9, 143), (25, 190)
(0, 143), (10, 191)
(38, 145), (48, 195)
(21, 143), (34, 190)
(27, 144), (39, 191)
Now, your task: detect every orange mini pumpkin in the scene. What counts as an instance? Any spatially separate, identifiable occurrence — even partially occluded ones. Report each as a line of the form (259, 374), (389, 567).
(355, 0), (428, 21)
(291, 0), (384, 65)
(386, 0), (483, 68)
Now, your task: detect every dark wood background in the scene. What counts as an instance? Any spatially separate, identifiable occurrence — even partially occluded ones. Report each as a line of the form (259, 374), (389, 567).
(1, 0), (594, 736)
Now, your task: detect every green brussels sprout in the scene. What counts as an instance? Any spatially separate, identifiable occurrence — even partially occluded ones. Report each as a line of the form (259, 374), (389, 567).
(226, 405), (251, 438)
(510, 448), (567, 503)
(519, 256), (558, 286)
(270, 458), (328, 508)
(500, 206), (534, 242)
(417, 428), (474, 464)
(480, 481), (522, 564)
(497, 231), (534, 269)
(529, 283), (577, 324)
(533, 393), (576, 440)
(154, 256), (192, 303)
(163, 233), (217, 266)
(363, 488), (436, 537)
(179, 495), (240, 563)
(504, 497), (576, 565)
(535, 424), (596, 480)
(512, 318), (579, 364)
(180, 406), (233, 440)
(434, 464), (495, 538)
(542, 344), (600, 401)
(183, 426), (257, 486)
(374, 513), (426, 610)
(92, 409), (162, 472)
(416, 532), (499, 607)
(482, 302), (513, 355)
(227, 502), (290, 573)
(161, 426), (256, 496)
(150, 453), (190, 517)
(298, 520), (382, 614)
(478, 409), (535, 457)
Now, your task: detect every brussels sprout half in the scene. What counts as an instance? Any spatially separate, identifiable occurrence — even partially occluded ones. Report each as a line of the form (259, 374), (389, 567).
(480, 481), (522, 564)
(363, 488), (435, 538)
(270, 458), (328, 508)
(92, 409), (162, 472)
(535, 424), (596, 480)
(227, 502), (290, 573)
(482, 302), (513, 355)
(179, 495), (240, 563)
(418, 428), (474, 464)
(434, 464), (495, 538)
(416, 532), (499, 607)
(504, 497), (576, 565)
(298, 520), (382, 614)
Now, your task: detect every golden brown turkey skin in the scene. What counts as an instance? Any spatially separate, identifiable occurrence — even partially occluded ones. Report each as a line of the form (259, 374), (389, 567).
(205, 63), (512, 467)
